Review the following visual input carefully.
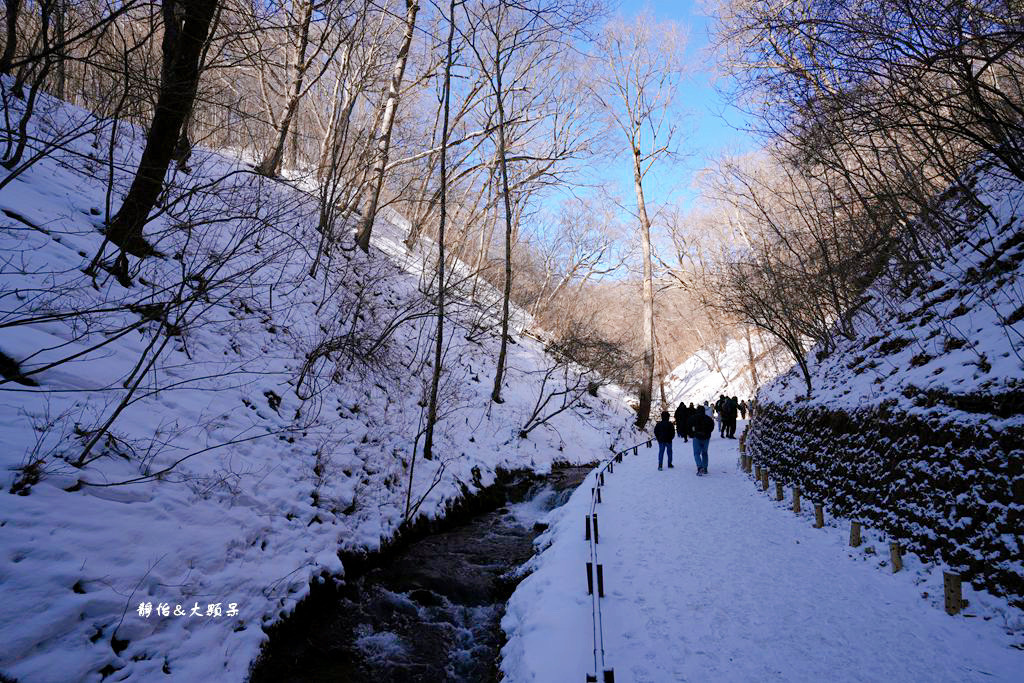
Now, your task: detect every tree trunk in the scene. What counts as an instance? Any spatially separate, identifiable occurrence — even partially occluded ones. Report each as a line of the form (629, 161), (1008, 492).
(422, 0), (456, 463)
(632, 148), (655, 427)
(356, 0), (419, 252)
(52, 0), (64, 99)
(0, 0), (21, 76)
(256, 0), (313, 177)
(744, 326), (759, 391)
(105, 0), (219, 257)
(490, 59), (514, 404)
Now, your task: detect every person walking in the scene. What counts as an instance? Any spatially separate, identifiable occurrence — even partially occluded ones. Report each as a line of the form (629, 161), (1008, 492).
(654, 411), (675, 471)
(691, 406), (713, 475)
(739, 400), (748, 420)
(674, 402), (689, 443)
(725, 396), (739, 438)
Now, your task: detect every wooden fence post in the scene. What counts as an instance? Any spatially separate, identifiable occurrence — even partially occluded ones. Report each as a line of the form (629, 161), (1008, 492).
(849, 521), (862, 547)
(603, 669), (615, 683)
(592, 513), (599, 544)
(585, 515), (591, 541)
(943, 572), (964, 615)
(596, 564), (605, 598)
(792, 488), (801, 513)
(586, 562), (593, 595)
(814, 504), (824, 529)
(775, 482), (784, 501)
(761, 470), (769, 490)
(889, 542), (903, 573)
(754, 464), (762, 480)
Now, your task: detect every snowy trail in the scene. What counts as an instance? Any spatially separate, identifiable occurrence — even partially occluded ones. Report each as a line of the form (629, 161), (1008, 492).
(501, 422), (1022, 682)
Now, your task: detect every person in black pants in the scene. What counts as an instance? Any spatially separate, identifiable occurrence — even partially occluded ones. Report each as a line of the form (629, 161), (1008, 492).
(724, 396), (739, 438)
(673, 402), (689, 442)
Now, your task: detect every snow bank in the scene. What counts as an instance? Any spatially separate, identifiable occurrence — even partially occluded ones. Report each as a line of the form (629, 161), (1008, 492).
(748, 165), (1024, 605)
(0, 85), (639, 681)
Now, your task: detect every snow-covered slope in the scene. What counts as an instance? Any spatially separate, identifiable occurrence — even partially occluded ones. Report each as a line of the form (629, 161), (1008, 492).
(747, 165), (1024, 606)
(0, 86), (639, 681)
(664, 333), (791, 406)
(759, 171), (1023, 409)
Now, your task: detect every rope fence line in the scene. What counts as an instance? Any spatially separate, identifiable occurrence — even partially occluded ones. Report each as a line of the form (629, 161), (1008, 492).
(583, 438), (652, 683)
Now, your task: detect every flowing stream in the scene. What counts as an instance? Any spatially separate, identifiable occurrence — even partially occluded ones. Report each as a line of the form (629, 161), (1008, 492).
(250, 466), (590, 682)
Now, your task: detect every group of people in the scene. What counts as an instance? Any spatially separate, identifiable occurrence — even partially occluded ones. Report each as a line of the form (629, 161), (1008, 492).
(653, 404), (715, 476)
(652, 395), (752, 476)
(712, 395), (747, 439)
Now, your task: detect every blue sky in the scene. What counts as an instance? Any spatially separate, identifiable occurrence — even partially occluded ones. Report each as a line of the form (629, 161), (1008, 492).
(572, 0), (756, 216)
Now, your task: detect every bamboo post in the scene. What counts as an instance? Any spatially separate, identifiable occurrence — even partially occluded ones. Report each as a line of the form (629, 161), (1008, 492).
(775, 482), (783, 501)
(608, 461), (613, 474)
(754, 463), (762, 480)
(585, 515), (591, 541)
(596, 564), (605, 598)
(761, 469), (769, 491)
(792, 488), (801, 513)
(944, 572), (963, 615)
(814, 504), (824, 528)
(586, 561), (593, 595)
(889, 541), (903, 573)
(592, 513), (599, 544)
(850, 521), (862, 547)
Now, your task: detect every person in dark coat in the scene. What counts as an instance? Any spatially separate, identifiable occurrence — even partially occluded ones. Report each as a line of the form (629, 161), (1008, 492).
(673, 402), (688, 442)
(653, 411), (675, 470)
(691, 406), (714, 475)
(724, 396), (739, 438)
(739, 400), (748, 420)
(715, 395), (726, 437)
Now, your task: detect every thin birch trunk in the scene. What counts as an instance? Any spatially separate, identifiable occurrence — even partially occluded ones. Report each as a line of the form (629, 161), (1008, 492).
(356, 0), (419, 252)
(421, 0), (456, 463)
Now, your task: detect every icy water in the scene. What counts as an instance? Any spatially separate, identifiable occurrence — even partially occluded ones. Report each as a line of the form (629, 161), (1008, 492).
(250, 466), (590, 683)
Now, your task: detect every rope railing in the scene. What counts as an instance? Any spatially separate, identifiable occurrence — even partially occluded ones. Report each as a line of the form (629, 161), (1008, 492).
(583, 438), (651, 683)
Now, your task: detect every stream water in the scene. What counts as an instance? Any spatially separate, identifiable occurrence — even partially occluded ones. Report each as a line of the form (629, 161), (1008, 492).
(250, 466), (590, 682)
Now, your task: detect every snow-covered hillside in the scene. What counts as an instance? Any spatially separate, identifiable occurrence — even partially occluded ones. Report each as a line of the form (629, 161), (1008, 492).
(0, 86), (639, 681)
(664, 333), (791, 407)
(747, 166), (1024, 606)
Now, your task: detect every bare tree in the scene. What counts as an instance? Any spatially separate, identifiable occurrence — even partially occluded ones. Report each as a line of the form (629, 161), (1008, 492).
(355, 0), (419, 252)
(104, 0), (220, 259)
(591, 12), (686, 426)
(421, 0), (458, 464)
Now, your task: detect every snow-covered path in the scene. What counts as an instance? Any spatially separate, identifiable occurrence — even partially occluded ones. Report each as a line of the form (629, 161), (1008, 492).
(501, 422), (1023, 682)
